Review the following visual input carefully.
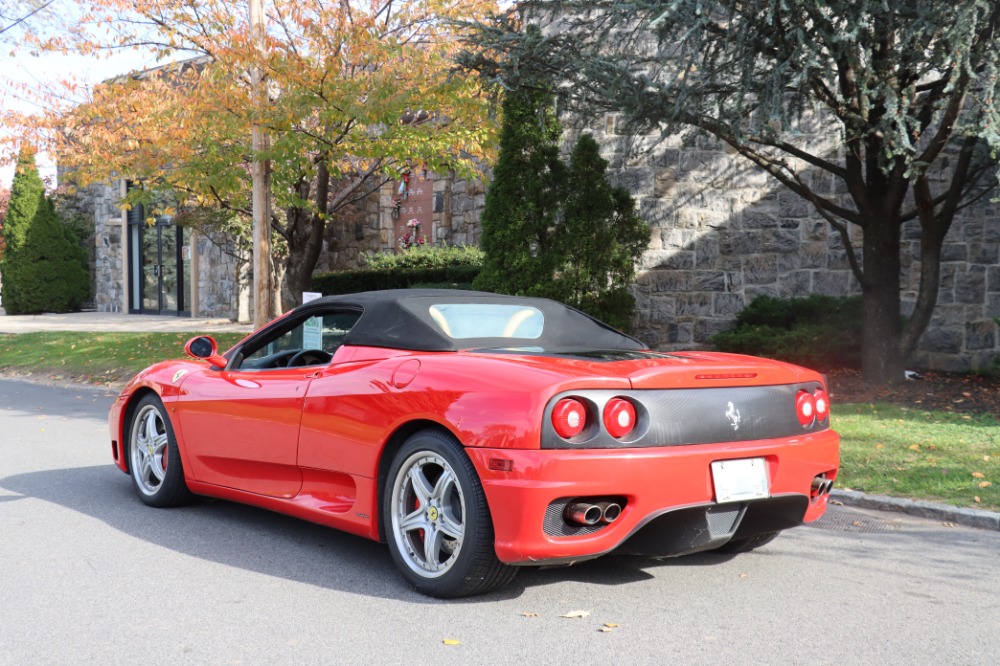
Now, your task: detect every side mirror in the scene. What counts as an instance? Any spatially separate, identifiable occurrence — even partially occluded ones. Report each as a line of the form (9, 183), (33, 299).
(184, 336), (228, 369)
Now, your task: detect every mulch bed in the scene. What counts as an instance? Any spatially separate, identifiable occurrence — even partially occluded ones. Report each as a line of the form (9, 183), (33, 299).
(826, 368), (1000, 416)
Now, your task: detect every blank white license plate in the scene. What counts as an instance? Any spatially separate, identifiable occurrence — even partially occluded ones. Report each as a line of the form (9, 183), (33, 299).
(711, 458), (770, 503)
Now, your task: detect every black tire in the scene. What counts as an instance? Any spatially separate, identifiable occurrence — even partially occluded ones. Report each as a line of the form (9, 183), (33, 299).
(127, 394), (193, 508)
(715, 530), (781, 554)
(383, 429), (518, 598)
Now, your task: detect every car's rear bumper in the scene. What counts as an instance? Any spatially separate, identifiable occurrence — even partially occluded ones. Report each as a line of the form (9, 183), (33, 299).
(466, 429), (839, 564)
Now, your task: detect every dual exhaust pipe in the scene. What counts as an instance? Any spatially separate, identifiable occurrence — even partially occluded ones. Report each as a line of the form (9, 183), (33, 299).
(565, 500), (623, 526)
(812, 476), (834, 498)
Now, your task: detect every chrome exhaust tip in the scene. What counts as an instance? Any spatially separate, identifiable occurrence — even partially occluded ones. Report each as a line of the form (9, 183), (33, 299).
(597, 501), (622, 524)
(565, 502), (602, 526)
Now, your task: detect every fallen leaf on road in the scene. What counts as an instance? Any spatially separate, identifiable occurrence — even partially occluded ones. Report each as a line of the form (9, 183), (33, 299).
(979, 481), (993, 489)
(442, 639), (460, 646)
(560, 610), (591, 619)
(521, 612), (539, 618)
(739, 572), (750, 579)
(972, 472), (986, 478)
(943, 522), (957, 527)
(974, 496), (981, 503)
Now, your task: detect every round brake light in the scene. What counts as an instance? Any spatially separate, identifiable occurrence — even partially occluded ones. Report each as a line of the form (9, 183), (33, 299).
(603, 398), (637, 439)
(813, 389), (830, 421)
(795, 391), (816, 428)
(552, 398), (587, 439)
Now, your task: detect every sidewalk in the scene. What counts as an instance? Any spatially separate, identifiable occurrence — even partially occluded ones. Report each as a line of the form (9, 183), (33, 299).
(0, 310), (255, 335)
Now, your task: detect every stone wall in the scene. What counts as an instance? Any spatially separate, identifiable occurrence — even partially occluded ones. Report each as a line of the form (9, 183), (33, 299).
(193, 233), (247, 320)
(75, 181), (124, 313)
(572, 113), (999, 372)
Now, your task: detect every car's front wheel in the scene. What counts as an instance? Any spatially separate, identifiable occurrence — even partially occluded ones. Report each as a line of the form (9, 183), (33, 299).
(384, 429), (517, 598)
(127, 394), (193, 508)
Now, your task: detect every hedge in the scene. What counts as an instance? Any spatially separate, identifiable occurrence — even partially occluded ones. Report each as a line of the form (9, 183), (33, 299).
(311, 264), (480, 296)
(711, 295), (862, 370)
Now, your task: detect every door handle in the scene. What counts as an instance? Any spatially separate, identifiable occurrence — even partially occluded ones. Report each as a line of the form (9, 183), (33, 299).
(305, 371), (321, 379)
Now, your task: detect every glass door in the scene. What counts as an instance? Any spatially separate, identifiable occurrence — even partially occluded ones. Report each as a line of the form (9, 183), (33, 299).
(129, 218), (188, 316)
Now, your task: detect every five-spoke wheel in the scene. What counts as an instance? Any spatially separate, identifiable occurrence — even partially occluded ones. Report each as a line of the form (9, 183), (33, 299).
(384, 430), (516, 598)
(127, 394), (192, 507)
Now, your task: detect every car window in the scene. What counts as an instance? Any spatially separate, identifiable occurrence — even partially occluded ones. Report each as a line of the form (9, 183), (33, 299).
(427, 304), (544, 339)
(240, 311), (361, 369)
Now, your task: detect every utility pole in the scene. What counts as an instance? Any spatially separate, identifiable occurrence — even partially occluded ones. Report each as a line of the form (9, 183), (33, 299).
(250, 0), (273, 328)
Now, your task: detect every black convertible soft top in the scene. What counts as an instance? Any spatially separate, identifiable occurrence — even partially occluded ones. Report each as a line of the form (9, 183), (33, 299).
(297, 289), (647, 353)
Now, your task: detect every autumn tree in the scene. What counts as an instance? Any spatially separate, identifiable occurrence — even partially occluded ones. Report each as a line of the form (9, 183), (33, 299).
(0, 1), (54, 38)
(7, 0), (498, 311)
(464, 1), (1000, 384)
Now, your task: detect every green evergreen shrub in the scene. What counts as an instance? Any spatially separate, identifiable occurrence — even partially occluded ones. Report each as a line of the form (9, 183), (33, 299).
(311, 264), (480, 295)
(472, 88), (649, 331)
(362, 244), (483, 270)
(0, 149), (90, 314)
(472, 86), (567, 299)
(712, 295), (863, 370)
(552, 135), (649, 330)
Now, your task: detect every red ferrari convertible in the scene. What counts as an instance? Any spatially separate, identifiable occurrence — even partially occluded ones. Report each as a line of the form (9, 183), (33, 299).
(109, 289), (839, 597)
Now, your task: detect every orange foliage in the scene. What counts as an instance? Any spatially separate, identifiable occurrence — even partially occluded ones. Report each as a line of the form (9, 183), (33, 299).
(4, 0), (499, 217)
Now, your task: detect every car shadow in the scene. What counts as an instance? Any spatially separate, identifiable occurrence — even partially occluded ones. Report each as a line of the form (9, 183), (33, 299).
(0, 463), (745, 602)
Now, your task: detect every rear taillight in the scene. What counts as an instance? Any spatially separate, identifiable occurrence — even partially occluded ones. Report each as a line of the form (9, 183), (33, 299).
(603, 398), (637, 439)
(796, 390), (817, 428)
(552, 398), (587, 439)
(813, 389), (830, 421)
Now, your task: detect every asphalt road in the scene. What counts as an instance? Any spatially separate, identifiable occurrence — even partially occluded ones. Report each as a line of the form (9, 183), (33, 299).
(1, 378), (998, 666)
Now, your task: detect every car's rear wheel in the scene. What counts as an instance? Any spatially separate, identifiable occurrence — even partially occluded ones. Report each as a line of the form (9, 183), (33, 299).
(128, 394), (193, 508)
(384, 429), (517, 598)
(716, 530), (781, 554)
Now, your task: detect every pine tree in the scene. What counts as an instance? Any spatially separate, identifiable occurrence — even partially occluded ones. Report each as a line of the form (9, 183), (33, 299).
(473, 86), (566, 298)
(1, 147), (46, 312)
(556, 134), (648, 330)
(474, 90), (649, 330)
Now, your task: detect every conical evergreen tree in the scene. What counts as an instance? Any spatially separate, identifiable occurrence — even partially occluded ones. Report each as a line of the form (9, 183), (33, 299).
(472, 87), (566, 298)
(557, 134), (649, 330)
(473, 90), (649, 330)
(1, 148), (89, 314)
(1, 147), (46, 312)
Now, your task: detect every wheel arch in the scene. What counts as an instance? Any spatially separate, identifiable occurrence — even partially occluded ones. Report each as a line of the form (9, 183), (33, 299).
(118, 387), (162, 474)
(375, 419), (463, 543)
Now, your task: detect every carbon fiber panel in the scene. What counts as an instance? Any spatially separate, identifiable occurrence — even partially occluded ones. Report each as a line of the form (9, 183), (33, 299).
(541, 383), (827, 449)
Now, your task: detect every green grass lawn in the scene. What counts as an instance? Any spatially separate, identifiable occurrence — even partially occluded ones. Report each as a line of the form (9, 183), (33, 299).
(834, 403), (1000, 512)
(0, 331), (246, 385)
(1, 331), (998, 512)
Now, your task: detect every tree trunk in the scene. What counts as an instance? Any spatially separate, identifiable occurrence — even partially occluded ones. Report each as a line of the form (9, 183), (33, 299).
(860, 216), (905, 384)
(280, 162), (331, 312)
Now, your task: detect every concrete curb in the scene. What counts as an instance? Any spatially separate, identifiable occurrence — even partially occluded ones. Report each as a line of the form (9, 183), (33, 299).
(831, 489), (1000, 531)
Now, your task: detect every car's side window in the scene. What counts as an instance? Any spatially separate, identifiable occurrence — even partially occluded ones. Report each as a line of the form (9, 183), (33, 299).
(238, 310), (361, 370)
